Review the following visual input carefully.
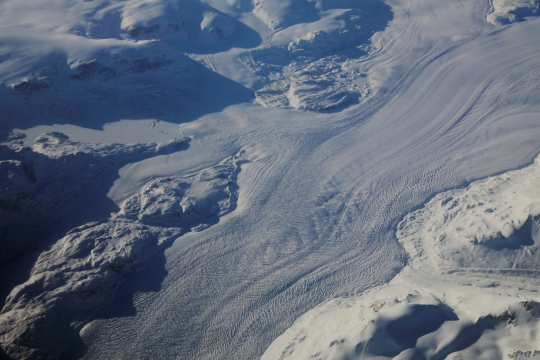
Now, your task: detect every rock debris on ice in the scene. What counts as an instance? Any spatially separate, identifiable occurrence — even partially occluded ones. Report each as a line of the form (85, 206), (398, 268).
(245, 0), (392, 110)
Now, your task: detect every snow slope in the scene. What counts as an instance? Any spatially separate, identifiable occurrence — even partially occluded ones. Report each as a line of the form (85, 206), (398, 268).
(74, 2), (540, 359)
(398, 158), (540, 271)
(1, 0), (540, 359)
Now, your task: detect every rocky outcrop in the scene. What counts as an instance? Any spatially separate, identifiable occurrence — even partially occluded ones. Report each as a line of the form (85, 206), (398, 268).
(0, 132), (188, 265)
(0, 145), (243, 359)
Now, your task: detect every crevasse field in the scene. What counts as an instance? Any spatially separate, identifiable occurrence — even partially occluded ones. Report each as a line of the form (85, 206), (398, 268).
(1, 0), (540, 359)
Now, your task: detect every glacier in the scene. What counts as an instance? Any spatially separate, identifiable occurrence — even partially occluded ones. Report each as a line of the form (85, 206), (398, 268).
(1, 0), (540, 359)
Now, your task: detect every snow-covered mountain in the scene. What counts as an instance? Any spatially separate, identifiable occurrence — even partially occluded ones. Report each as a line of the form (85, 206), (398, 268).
(0, 0), (392, 131)
(1, 0), (540, 359)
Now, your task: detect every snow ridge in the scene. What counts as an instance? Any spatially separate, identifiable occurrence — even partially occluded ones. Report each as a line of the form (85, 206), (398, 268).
(398, 156), (540, 271)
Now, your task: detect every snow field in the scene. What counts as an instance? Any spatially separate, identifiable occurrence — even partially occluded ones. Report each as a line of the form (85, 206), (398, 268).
(0, 0), (395, 128)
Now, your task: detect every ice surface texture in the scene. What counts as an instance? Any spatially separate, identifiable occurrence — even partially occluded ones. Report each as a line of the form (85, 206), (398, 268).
(1, 0), (540, 359)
